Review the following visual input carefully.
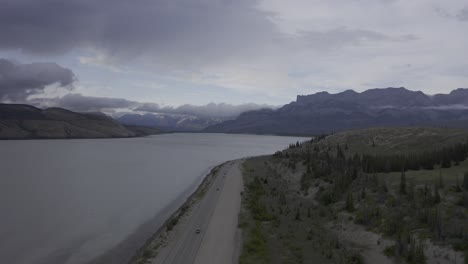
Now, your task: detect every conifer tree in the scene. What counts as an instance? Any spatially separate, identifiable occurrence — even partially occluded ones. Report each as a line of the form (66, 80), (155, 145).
(400, 170), (407, 195)
(456, 175), (462, 192)
(433, 185), (441, 204)
(413, 239), (426, 264)
(295, 208), (301, 221)
(408, 181), (415, 202)
(361, 187), (366, 200)
(438, 168), (444, 189)
(346, 192), (354, 212)
(464, 172), (468, 190)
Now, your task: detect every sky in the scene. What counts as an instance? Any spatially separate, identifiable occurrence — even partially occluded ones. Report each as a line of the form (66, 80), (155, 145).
(0, 0), (467, 115)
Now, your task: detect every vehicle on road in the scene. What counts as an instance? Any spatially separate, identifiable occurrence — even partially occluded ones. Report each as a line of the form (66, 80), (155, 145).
(196, 229), (201, 234)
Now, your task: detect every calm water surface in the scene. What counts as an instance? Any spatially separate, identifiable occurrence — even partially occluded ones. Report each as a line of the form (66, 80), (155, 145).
(0, 133), (307, 264)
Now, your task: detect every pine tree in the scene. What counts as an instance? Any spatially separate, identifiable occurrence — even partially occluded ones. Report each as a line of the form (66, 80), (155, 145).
(346, 192), (354, 212)
(408, 181), (415, 202)
(295, 208), (301, 221)
(456, 176), (462, 192)
(441, 153), (451, 168)
(372, 173), (379, 186)
(413, 239), (426, 264)
(433, 185), (441, 204)
(429, 206), (443, 239)
(464, 172), (468, 190)
(462, 191), (468, 209)
(337, 144), (345, 160)
(438, 167), (444, 189)
(400, 170), (407, 195)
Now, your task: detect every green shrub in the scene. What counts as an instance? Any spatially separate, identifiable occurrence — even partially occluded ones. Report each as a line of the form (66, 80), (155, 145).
(463, 172), (468, 190)
(383, 245), (397, 257)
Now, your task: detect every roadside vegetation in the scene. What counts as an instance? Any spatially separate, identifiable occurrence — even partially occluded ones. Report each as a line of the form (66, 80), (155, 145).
(239, 157), (364, 264)
(239, 127), (468, 264)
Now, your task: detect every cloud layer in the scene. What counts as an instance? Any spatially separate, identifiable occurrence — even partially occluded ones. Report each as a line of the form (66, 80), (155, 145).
(0, 0), (467, 105)
(0, 0), (279, 68)
(32, 93), (271, 118)
(135, 102), (273, 118)
(458, 7), (468, 21)
(0, 58), (75, 101)
(0, 57), (271, 117)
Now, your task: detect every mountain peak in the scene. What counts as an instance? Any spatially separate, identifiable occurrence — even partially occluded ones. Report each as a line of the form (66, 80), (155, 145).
(205, 87), (468, 135)
(296, 87), (431, 107)
(450, 88), (468, 94)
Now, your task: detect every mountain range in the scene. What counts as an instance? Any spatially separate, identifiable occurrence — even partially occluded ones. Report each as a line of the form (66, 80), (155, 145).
(0, 104), (159, 139)
(3, 87), (468, 138)
(117, 113), (224, 132)
(204, 87), (468, 135)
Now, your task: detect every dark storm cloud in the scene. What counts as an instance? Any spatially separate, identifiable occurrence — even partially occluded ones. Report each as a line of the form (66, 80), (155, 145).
(0, 0), (409, 67)
(0, 0), (279, 66)
(0, 58), (75, 101)
(32, 93), (140, 112)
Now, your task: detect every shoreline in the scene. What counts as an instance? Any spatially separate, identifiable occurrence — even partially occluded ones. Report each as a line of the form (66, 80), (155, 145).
(0, 133), (165, 141)
(128, 161), (229, 264)
(0, 131), (311, 141)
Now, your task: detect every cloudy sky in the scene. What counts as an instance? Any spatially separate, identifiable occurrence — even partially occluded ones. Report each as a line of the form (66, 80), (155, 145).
(0, 0), (467, 114)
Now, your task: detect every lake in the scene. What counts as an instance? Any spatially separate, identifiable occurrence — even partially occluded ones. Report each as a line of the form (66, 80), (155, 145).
(0, 133), (307, 264)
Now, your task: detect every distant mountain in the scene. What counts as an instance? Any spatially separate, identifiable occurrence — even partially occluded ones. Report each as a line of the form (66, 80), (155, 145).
(432, 88), (468, 106)
(117, 113), (225, 131)
(0, 104), (159, 139)
(205, 87), (468, 135)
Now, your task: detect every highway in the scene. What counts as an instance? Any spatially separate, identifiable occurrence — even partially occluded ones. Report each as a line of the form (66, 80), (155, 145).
(152, 160), (243, 264)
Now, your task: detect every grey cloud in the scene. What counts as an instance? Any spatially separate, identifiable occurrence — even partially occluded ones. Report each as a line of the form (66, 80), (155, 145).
(32, 93), (140, 113)
(299, 27), (416, 51)
(134, 103), (161, 113)
(457, 7), (468, 21)
(0, 0), (413, 68)
(0, 58), (75, 101)
(0, 0), (279, 67)
(32, 94), (271, 117)
(135, 102), (273, 118)
(423, 105), (468, 110)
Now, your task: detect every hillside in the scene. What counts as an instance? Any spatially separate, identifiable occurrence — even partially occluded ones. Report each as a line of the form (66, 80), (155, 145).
(239, 127), (468, 263)
(205, 87), (468, 135)
(0, 104), (159, 139)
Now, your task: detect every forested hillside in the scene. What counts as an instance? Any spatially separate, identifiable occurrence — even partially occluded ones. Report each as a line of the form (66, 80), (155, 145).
(239, 127), (468, 263)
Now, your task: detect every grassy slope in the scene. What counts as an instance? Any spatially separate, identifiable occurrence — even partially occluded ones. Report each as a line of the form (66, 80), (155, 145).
(239, 127), (468, 264)
(239, 157), (338, 264)
(318, 127), (468, 155)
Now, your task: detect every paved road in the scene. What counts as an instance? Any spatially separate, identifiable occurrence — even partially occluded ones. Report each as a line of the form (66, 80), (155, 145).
(152, 160), (242, 264)
(194, 160), (243, 264)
